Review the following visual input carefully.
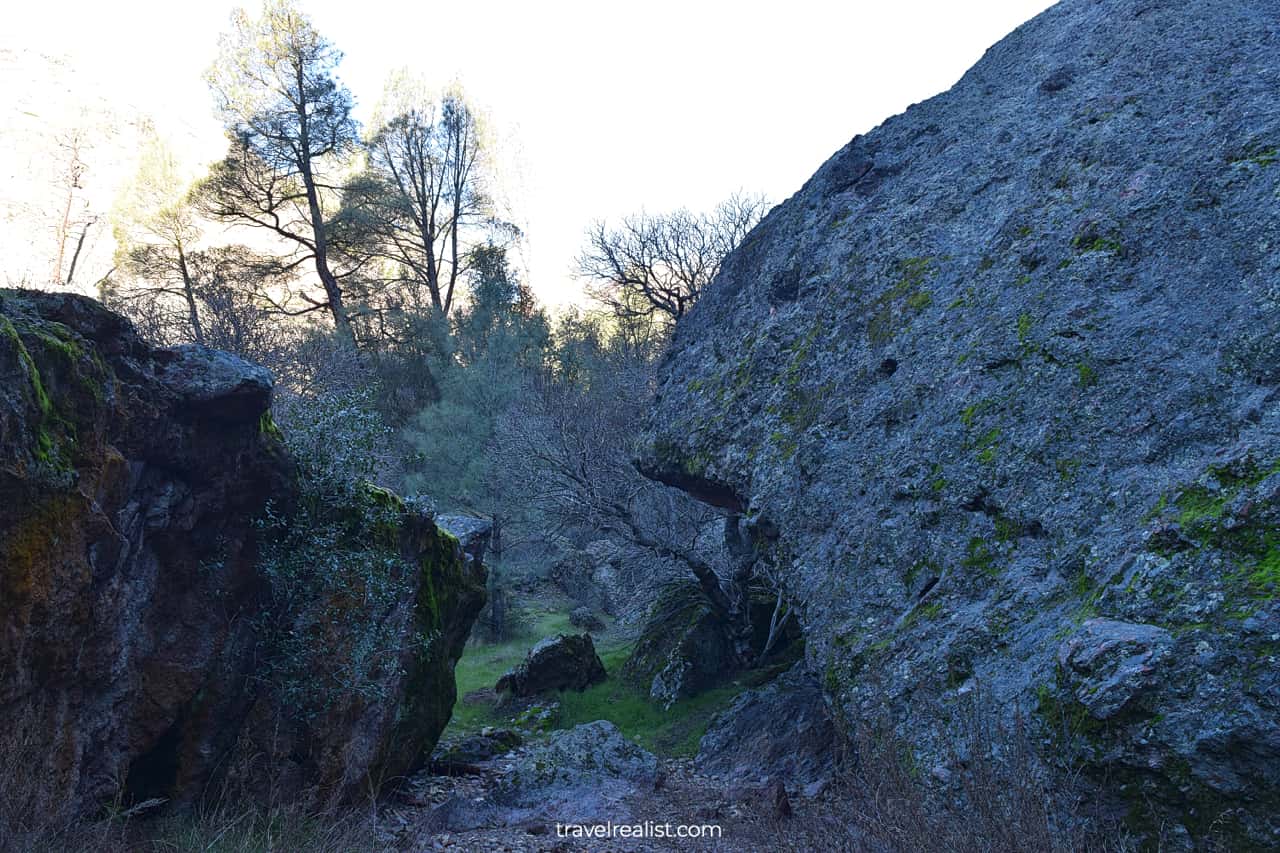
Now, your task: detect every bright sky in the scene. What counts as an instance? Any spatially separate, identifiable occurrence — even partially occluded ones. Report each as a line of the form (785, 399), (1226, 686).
(2, 0), (1055, 307)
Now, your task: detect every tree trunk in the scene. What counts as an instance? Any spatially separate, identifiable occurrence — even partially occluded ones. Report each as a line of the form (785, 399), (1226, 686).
(489, 514), (503, 563)
(176, 244), (205, 345)
(304, 179), (353, 344)
(489, 584), (507, 642)
(721, 514), (761, 666)
(296, 69), (354, 346)
(761, 586), (789, 659)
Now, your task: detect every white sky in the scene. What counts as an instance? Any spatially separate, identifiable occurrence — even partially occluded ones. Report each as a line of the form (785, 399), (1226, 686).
(2, 0), (1055, 307)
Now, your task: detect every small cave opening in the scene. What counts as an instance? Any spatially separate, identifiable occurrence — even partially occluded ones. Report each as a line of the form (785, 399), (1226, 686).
(123, 718), (184, 806)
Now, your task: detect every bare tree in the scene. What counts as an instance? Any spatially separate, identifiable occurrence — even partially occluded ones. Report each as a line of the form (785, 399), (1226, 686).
(102, 243), (289, 357)
(49, 128), (105, 289)
(201, 0), (362, 343)
(491, 316), (766, 664)
(346, 77), (503, 320)
(576, 192), (769, 324)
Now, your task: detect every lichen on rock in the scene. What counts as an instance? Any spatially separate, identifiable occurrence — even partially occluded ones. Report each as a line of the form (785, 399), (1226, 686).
(0, 289), (486, 819)
(635, 0), (1280, 844)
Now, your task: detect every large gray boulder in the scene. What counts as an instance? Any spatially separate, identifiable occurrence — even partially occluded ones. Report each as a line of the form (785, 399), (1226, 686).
(436, 514), (493, 567)
(697, 666), (838, 792)
(429, 721), (660, 832)
(624, 578), (801, 707)
(496, 633), (607, 696)
(495, 721), (658, 814)
(637, 0), (1280, 845)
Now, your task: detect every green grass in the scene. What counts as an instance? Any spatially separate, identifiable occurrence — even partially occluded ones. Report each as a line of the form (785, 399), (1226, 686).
(1241, 545), (1280, 599)
(446, 599), (759, 757)
(448, 605), (575, 732)
(558, 658), (750, 757)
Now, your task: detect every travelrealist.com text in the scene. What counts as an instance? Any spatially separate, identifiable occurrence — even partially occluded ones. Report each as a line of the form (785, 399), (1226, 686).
(555, 821), (723, 839)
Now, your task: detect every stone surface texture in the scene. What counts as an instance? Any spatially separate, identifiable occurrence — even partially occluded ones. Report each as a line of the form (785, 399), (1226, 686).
(637, 0), (1280, 844)
(0, 289), (486, 819)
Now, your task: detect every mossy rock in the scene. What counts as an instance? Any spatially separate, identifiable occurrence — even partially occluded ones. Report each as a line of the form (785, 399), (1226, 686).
(623, 579), (802, 708)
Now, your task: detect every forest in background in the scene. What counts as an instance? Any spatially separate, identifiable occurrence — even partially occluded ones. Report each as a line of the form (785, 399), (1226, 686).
(47, 0), (777, 649)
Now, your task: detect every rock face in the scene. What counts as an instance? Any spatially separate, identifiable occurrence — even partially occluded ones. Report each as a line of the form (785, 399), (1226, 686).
(0, 290), (486, 819)
(495, 721), (658, 813)
(624, 578), (801, 707)
(697, 666), (837, 791)
(569, 605), (606, 633)
(495, 634), (607, 696)
(638, 0), (1280, 844)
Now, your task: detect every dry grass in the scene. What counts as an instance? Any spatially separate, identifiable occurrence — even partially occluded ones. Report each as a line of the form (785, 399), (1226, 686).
(775, 691), (1132, 853)
(0, 700), (384, 853)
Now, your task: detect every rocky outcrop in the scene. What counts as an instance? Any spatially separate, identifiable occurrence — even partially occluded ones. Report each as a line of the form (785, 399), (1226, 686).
(0, 289), (485, 820)
(569, 605), (606, 633)
(495, 634), (607, 696)
(437, 514), (493, 566)
(697, 666), (837, 793)
(428, 721), (660, 832)
(623, 578), (800, 707)
(494, 721), (658, 816)
(638, 0), (1280, 845)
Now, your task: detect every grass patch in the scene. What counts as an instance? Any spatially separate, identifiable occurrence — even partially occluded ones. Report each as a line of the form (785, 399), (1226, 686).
(1244, 547), (1280, 598)
(558, 668), (748, 758)
(446, 601), (755, 757)
(448, 604), (575, 733)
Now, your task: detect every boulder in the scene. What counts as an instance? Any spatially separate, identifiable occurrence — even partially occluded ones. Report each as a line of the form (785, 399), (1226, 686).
(698, 665), (837, 790)
(433, 728), (523, 765)
(569, 605), (606, 633)
(1056, 618), (1173, 721)
(436, 514), (493, 567)
(428, 721), (659, 832)
(623, 579), (801, 707)
(0, 290), (485, 820)
(623, 580), (738, 707)
(495, 633), (607, 696)
(635, 0), (1280, 842)
(495, 720), (658, 811)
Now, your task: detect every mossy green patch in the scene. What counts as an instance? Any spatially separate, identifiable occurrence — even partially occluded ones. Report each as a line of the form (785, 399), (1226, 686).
(867, 256), (936, 345)
(903, 600), (945, 628)
(906, 290), (932, 310)
(963, 537), (999, 577)
(1072, 234), (1124, 255)
(259, 411), (285, 442)
(1245, 548), (1280, 596)
(959, 399), (993, 428)
(973, 427), (1001, 465)
(0, 314), (81, 473)
(1016, 312), (1034, 346)
(1229, 144), (1278, 168)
